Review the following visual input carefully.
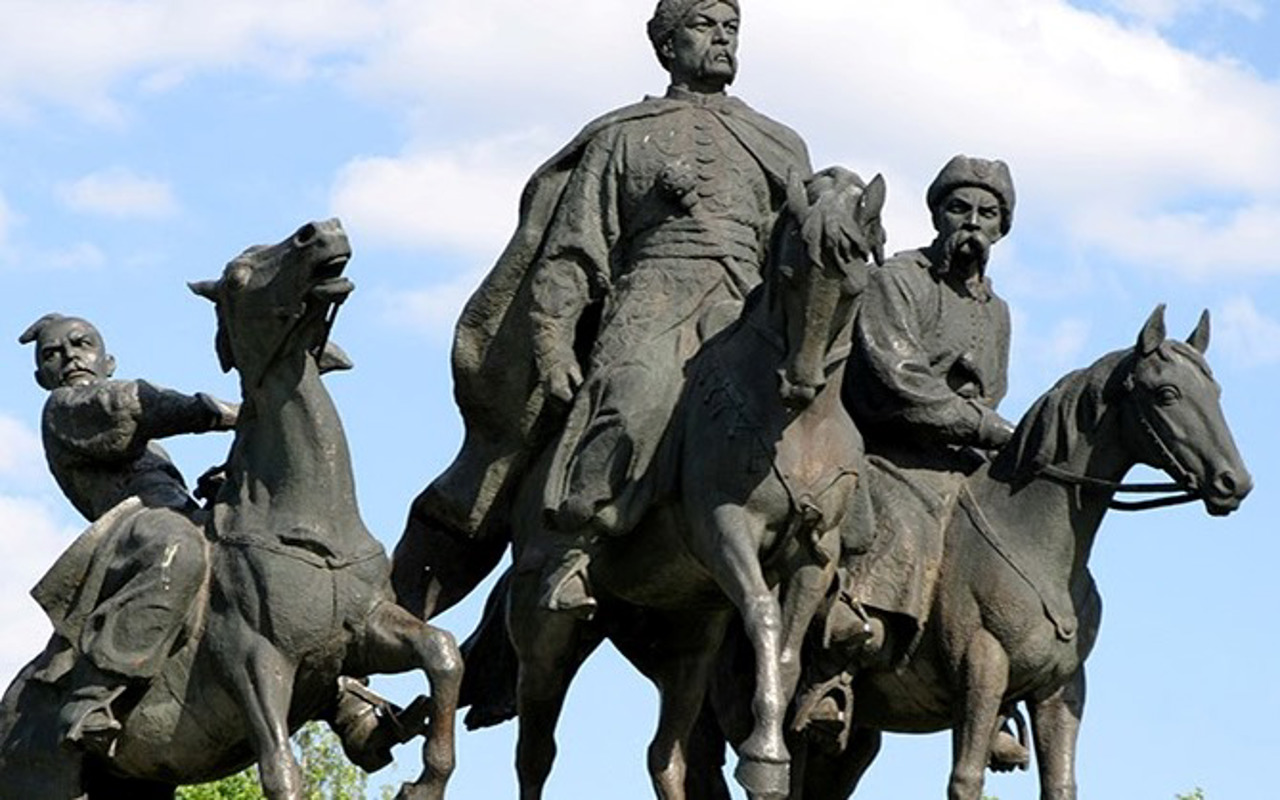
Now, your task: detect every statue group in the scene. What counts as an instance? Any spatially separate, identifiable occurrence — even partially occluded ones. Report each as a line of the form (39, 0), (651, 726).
(0, 2), (1253, 799)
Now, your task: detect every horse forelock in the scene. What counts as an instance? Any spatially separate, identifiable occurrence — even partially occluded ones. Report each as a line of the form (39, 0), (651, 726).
(796, 176), (879, 279)
(1150, 339), (1215, 384)
(994, 348), (1132, 484)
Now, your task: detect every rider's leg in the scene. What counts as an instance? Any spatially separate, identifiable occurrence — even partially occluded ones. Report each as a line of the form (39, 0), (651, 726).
(63, 508), (206, 754)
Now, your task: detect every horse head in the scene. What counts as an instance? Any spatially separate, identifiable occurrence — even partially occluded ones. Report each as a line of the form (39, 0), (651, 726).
(1120, 304), (1252, 516)
(188, 220), (353, 390)
(774, 167), (886, 408)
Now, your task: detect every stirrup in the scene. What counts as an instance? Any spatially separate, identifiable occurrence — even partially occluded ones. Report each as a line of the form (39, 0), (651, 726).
(792, 671), (855, 754)
(538, 564), (597, 620)
(64, 685), (126, 758)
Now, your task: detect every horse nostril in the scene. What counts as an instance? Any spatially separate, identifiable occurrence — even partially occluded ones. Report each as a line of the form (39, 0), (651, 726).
(294, 223), (317, 246)
(1213, 470), (1239, 497)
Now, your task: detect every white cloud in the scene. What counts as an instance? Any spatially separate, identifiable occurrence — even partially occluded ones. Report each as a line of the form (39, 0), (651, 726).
(0, 496), (77, 682)
(3, 0), (1279, 282)
(58, 168), (178, 219)
(1010, 312), (1094, 390)
(1102, 0), (1263, 27)
(1216, 296), (1280, 367)
(314, 1), (1280, 284)
(0, 0), (384, 122)
(331, 133), (548, 255)
(0, 414), (42, 480)
(376, 269), (487, 341)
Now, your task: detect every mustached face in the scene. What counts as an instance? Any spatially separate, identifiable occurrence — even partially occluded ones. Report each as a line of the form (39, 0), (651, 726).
(34, 317), (115, 390)
(934, 186), (1002, 273)
(663, 1), (739, 92)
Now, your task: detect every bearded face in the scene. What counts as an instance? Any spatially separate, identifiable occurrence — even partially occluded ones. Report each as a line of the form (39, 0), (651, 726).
(933, 186), (1003, 275)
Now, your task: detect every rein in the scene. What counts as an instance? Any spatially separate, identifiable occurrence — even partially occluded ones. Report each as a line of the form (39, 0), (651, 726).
(1037, 465), (1200, 511)
(244, 295), (344, 391)
(1037, 365), (1202, 511)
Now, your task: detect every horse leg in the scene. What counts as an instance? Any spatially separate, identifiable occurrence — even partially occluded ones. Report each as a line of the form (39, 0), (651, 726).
(644, 611), (732, 800)
(693, 505), (789, 800)
(351, 600), (462, 800)
(796, 725), (882, 800)
(948, 628), (1009, 800)
(1029, 669), (1085, 800)
(777, 528), (839, 699)
(510, 590), (600, 800)
(230, 639), (302, 800)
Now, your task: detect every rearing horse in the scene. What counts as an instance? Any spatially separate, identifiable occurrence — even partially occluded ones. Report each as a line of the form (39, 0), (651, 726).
(0, 220), (462, 800)
(501, 168), (886, 800)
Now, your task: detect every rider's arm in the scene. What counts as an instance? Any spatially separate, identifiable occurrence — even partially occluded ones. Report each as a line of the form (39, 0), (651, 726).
(47, 380), (232, 463)
(851, 262), (1012, 448)
(529, 132), (619, 401)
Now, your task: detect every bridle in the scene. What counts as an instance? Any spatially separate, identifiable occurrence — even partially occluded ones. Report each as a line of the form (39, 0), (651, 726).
(1037, 362), (1202, 512)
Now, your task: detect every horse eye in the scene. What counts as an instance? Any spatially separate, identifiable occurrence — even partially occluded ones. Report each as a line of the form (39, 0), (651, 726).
(226, 264), (251, 289)
(1156, 385), (1181, 406)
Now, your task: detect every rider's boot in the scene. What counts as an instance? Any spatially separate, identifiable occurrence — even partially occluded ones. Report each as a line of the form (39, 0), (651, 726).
(537, 539), (598, 620)
(988, 710), (1030, 772)
(331, 676), (429, 773)
(538, 495), (605, 619)
(60, 661), (127, 757)
(823, 569), (875, 651)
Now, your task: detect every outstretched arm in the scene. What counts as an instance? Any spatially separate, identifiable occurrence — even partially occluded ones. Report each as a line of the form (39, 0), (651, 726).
(48, 380), (236, 463)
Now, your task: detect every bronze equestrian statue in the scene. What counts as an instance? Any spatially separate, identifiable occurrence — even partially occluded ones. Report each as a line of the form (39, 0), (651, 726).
(391, 0), (813, 624)
(700, 305), (1251, 800)
(476, 167), (884, 800)
(0, 220), (462, 800)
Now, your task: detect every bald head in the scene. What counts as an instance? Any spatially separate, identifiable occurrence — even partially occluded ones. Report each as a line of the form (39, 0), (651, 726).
(19, 313), (115, 390)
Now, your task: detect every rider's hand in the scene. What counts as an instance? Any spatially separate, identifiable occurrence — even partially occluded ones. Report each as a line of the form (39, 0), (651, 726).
(543, 358), (583, 404)
(198, 393), (240, 431)
(194, 464), (227, 502)
(978, 408), (1016, 450)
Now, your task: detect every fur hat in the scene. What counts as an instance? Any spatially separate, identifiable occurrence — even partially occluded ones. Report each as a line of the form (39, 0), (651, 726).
(926, 155), (1015, 235)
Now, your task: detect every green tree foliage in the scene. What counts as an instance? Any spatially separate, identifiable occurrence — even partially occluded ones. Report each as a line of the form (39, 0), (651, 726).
(176, 722), (370, 800)
(1176, 790), (1206, 800)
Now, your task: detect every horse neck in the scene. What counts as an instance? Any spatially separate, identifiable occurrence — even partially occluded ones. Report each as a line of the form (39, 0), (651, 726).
(981, 409), (1133, 581)
(224, 349), (364, 533)
(756, 269), (858, 399)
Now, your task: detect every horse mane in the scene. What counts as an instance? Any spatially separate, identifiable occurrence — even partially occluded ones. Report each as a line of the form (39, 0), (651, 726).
(991, 347), (1133, 485)
(991, 338), (1215, 486)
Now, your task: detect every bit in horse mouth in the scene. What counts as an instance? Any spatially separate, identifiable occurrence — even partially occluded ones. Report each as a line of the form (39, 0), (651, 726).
(312, 254), (350, 281)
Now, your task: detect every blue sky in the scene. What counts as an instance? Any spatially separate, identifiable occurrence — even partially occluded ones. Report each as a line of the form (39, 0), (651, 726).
(0, 1), (1277, 797)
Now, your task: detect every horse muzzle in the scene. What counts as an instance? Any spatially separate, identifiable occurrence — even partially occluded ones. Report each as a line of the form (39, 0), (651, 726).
(1203, 467), (1252, 516)
(778, 369), (824, 409)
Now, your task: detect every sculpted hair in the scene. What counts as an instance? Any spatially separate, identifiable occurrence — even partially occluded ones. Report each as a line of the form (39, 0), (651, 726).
(18, 312), (69, 346)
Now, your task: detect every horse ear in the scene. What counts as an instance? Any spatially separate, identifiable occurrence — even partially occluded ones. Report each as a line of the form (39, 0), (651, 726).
(1137, 303), (1167, 355)
(859, 174), (887, 220)
(188, 279), (221, 301)
(1187, 309), (1210, 354)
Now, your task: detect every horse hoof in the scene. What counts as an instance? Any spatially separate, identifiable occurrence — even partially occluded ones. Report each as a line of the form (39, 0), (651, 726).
(734, 757), (789, 800)
(394, 783), (440, 800)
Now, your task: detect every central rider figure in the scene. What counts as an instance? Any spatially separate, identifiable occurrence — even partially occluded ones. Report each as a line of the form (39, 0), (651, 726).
(531, 0), (813, 617)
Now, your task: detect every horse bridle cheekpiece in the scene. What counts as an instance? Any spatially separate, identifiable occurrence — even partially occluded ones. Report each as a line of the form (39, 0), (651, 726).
(1040, 353), (1201, 512)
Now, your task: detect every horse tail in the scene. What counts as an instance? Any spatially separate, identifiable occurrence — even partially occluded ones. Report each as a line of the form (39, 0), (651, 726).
(457, 569), (518, 730)
(391, 490), (509, 620)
